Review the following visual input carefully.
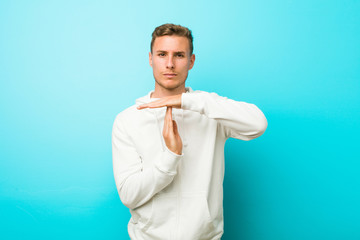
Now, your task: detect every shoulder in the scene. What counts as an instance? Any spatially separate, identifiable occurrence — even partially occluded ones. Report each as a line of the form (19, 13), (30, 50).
(112, 104), (141, 137)
(187, 89), (207, 94)
(182, 89), (210, 99)
(186, 89), (220, 97)
(182, 89), (218, 103)
(114, 104), (139, 125)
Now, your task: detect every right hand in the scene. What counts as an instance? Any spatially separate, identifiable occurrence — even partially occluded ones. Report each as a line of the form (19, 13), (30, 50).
(163, 107), (182, 155)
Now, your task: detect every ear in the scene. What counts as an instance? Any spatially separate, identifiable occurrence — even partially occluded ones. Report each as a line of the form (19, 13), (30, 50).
(149, 52), (153, 67)
(188, 54), (195, 70)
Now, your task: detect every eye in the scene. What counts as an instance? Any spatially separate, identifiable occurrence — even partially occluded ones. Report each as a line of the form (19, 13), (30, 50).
(158, 53), (165, 57)
(177, 54), (184, 57)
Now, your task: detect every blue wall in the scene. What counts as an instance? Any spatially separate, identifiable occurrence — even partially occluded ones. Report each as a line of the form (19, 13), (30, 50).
(1, 0), (359, 239)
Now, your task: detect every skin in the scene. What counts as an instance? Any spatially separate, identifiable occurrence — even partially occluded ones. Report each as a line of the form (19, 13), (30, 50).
(137, 35), (195, 154)
(148, 35), (195, 98)
(163, 106), (182, 155)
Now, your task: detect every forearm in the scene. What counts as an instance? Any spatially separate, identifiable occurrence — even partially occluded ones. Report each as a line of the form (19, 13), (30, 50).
(117, 162), (176, 209)
(181, 91), (268, 140)
(113, 132), (182, 209)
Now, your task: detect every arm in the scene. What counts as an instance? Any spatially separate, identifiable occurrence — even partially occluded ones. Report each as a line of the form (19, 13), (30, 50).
(138, 92), (268, 140)
(181, 91), (268, 140)
(181, 91), (267, 140)
(112, 112), (182, 209)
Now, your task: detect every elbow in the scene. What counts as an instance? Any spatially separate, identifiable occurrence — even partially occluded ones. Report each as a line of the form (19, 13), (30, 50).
(119, 187), (138, 210)
(244, 114), (268, 141)
(245, 104), (268, 140)
(121, 198), (137, 210)
(120, 194), (132, 209)
(255, 114), (268, 137)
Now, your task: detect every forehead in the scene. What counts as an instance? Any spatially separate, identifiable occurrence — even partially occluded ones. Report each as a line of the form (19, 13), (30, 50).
(153, 35), (190, 52)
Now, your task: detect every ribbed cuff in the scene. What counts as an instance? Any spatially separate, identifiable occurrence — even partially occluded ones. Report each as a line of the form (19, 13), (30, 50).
(155, 146), (183, 175)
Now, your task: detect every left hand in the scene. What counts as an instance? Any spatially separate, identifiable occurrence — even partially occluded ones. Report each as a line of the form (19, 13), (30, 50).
(137, 94), (182, 110)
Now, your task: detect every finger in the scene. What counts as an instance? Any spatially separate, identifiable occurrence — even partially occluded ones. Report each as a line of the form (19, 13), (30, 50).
(147, 101), (164, 109)
(166, 107), (173, 130)
(137, 100), (159, 110)
(163, 107), (173, 136)
(163, 107), (170, 135)
(138, 102), (162, 109)
(172, 120), (179, 136)
(137, 95), (181, 110)
(138, 102), (164, 110)
(168, 107), (173, 120)
(137, 103), (148, 110)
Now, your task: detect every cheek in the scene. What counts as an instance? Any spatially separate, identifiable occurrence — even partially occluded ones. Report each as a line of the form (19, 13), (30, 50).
(153, 59), (164, 69)
(152, 62), (160, 71)
(179, 61), (190, 72)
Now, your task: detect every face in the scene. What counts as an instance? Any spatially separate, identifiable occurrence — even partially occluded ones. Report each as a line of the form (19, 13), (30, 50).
(149, 35), (195, 93)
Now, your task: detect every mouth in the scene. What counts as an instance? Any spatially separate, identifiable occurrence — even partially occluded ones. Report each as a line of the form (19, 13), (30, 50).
(163, 73), (177, 78)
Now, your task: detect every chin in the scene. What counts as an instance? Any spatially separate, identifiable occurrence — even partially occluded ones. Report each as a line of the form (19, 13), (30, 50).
(157, 79), (185, 91)
(163, 84), (182, 90)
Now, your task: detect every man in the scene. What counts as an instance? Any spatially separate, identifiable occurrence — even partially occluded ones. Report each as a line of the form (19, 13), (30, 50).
(112, 23), (267, 240)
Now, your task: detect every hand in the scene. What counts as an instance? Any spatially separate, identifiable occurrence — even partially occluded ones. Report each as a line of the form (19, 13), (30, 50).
(162, 107), (182, 155)
(137, 94), (182, 110)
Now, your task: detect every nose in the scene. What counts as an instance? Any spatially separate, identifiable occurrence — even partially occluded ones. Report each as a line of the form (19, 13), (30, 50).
(166, 56), (175, 69)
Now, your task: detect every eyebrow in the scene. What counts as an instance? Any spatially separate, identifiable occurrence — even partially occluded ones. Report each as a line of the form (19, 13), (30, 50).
(156, 50), (186, 54)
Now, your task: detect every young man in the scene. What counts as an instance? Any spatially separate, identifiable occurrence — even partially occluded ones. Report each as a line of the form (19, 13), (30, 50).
(112, 23), (268, 240)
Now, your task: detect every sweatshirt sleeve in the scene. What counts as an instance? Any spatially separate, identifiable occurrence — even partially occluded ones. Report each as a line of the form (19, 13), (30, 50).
(112, 115), (182, 210)
(181, 91), (268, 140)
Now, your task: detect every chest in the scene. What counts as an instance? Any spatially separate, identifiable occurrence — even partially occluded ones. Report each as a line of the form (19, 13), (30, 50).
(129, 109), (220, 162)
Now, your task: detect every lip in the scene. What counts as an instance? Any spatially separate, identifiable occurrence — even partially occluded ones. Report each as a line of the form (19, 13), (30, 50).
(163, 73), (177, 78)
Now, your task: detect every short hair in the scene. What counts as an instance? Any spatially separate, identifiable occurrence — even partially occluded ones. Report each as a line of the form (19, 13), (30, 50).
(150, 23), (194, 55)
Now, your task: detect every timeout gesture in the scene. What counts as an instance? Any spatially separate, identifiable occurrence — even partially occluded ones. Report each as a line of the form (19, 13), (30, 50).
(137, 94), (183, 155)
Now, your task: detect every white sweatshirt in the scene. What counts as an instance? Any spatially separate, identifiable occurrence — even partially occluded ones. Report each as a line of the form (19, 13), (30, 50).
(112, 87), (267, 240)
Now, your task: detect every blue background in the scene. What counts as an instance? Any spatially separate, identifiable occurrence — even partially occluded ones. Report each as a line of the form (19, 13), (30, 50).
(1, 0), (359, 239)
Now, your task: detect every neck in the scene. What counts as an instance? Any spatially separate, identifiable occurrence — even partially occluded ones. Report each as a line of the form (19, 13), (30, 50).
(151, 84), (186, 98)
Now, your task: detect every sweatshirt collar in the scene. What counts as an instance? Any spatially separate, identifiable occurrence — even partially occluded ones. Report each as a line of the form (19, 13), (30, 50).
(135, 87), (193, 105)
